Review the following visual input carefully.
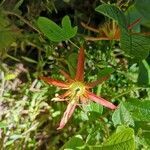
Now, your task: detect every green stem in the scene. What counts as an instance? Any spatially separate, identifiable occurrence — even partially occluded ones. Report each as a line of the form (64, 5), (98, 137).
(4, 11), (41, 34)
(68, 40), (80, 49)
(7, 54), (20, 62)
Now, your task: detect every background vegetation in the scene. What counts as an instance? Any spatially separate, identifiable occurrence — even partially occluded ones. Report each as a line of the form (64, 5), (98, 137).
(0, 0), (150, 149)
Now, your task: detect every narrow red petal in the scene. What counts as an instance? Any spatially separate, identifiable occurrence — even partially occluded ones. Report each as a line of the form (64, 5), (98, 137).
(86, 91), (116, 109)
(86, 76), (109, 88)
(40, 77), (68, 88)
(75, 47), (85, 81)
(58, 91), (71, 99)
(127, 18), (142, 30)
(60, 70), (73, 82)
(57, 101), (77, 130)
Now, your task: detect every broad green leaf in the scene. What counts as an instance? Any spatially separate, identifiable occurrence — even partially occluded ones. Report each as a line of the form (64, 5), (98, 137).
(61, 135), (85, 150)
(62, 15), (78, 39)
(95, 4), (127, 28)
(37, 17), (64, 42)
(91, 126), (135, 150)
(120, 31), (150, 60)
(126, 99), (150, 121)
(137, 60), (150, 86)
(135, 0), (150, 20)
(37, 15), (77, 42)
(112, 102), (134, 126)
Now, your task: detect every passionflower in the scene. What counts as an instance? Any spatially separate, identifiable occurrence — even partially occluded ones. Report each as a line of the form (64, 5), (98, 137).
(81, 18), (141, 41)
(41, 47), (116, 130)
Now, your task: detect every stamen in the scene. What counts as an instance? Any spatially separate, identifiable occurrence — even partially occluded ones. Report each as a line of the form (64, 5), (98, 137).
(69, 82), (86, 97)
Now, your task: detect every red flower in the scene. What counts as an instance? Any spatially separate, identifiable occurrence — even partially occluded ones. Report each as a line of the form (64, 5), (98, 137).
(41, 47), (116, 130)
(81, 18), (141, 41)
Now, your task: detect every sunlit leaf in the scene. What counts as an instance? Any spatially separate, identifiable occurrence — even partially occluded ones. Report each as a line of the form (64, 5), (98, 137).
(61, 135), (85, 150)
(86, 101), (103, 114)
(126, 99), (150, 121)
(37, 15), (77, 42)
(112, 102), (134, 127)
(91, 126), (135, 150)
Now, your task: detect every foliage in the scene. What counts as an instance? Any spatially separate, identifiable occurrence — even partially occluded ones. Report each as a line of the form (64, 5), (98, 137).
(0, 0), (150, 149)
(37, 16), (77, 42)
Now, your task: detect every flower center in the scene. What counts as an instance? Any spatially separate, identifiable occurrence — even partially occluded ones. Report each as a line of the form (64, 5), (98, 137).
(69, 82), (86, 97)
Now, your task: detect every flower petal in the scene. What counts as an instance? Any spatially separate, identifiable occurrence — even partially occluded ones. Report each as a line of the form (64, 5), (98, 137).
(86, 91), (116, 109)
(75, 47), (85, 81)
(57, 101), (77, 130)
(40, 77), (69, 88)
(60, 70), (73, 82)
(86, 76), (109, 88)
(58, 91), (71, 99)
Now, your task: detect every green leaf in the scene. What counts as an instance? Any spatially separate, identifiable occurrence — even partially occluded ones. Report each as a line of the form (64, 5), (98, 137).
(95, 4), (127, 28)
(61, 135), (85, 150)
(120, 31), (150, 60)
(81, 102), (103, 121)
(61, 15), (78, 39)
(125, 5), (142, 32)
(37, 15), (77, 42)
(137, 60), (150, 86)
(91, 126), (135, 150)
(86, 101), (103, 114)
(126, 99), (150, 121)
(135, 0), (150, 20)
(37, 17), (64, 42)
(112, 102), (134, 127)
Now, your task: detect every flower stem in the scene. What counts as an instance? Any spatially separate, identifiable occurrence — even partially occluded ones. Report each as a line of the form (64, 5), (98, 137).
(4, 11), (41, 34)
(68, 40), (80, 49)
